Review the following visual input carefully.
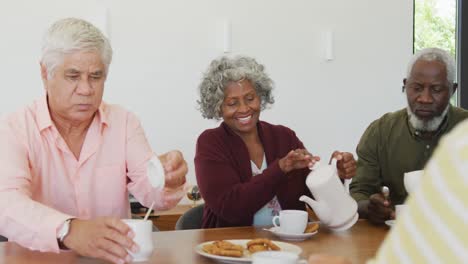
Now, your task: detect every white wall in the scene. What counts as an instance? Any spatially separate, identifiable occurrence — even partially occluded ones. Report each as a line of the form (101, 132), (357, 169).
(0, 1), (413, 195)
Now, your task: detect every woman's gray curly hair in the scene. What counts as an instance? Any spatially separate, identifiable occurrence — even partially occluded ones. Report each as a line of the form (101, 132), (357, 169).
(197, 56), (275, 120)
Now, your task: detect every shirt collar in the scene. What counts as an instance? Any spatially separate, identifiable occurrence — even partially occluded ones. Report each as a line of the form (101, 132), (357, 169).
(37, 96), (109, 132)
(37, 96), (53, 131)
(97, 102), (109, 128)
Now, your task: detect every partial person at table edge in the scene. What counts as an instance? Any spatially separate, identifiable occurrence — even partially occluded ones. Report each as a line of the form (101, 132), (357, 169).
(309, 111), (468, 263)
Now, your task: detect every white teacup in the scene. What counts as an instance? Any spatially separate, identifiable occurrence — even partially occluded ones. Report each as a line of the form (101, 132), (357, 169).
(122, 219), (154, 262)
(395, 204), (407, 219)
(252, 251), (307, 264)
(404, 170), (423, 194)
(272, 210), (308, 234)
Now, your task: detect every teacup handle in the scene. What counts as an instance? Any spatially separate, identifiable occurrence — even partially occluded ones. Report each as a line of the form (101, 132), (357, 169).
(272, 216), (280, 227)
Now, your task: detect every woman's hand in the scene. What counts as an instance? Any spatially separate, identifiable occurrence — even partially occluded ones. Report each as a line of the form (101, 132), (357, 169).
(279, 149), (320, 174)
(330, 151), (356, 180)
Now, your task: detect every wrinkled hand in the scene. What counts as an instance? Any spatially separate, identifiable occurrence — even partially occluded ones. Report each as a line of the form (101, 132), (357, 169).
(279, 149), (320, 174)
(308, 254), (351, 264)
(63, 217), (138, 264)
(155, 184), (189, 210)
(159, 150), (187, 189)
(330, 151), (356, 180)
(367, 193), (394, 224)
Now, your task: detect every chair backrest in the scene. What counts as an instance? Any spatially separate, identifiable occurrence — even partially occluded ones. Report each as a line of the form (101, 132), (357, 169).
(175, 204), (204, 230)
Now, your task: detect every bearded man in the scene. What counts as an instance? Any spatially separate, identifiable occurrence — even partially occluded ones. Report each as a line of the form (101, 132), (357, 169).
(349, 47), (468, 225)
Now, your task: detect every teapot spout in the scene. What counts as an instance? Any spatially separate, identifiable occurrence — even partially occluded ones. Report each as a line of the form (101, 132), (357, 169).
(299, 195), (330, 224)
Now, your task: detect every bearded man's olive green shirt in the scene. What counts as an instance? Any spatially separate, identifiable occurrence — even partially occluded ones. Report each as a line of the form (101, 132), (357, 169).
(350, 105), (468, 205)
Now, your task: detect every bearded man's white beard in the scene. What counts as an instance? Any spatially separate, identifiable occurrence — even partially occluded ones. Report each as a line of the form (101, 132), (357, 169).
(407, 105), (449, 132)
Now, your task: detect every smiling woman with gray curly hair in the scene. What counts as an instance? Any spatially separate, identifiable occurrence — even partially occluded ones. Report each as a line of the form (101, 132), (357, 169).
(194, 55), (357, 229)
(197, 56), (275, 120)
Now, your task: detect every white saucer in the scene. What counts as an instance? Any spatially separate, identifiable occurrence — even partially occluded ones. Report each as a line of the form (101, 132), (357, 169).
(385, 220), (396, 227)
(264, 227), (318, 241)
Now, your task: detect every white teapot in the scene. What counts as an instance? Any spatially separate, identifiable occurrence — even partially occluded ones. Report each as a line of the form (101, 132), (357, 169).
(299, 159), (358, 231)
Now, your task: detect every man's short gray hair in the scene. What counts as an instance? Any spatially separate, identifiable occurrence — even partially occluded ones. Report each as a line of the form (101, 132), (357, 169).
(197, 55), (275, 120)
(41, 18), (112, 78)
(406, 47), (456, 86)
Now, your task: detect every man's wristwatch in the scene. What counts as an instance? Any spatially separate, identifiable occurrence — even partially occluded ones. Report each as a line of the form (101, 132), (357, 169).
(57, 219), (72, 249)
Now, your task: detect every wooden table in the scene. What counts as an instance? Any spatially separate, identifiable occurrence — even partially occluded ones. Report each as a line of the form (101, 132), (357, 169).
(0, 220), (388, 264)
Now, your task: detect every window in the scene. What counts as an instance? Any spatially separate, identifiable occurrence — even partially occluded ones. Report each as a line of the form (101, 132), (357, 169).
(458, 1), (468, 108)
(414, 0), (457, 105)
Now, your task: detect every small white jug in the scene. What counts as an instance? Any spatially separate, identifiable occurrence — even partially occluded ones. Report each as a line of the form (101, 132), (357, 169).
(299, 159), (358, 231)
(147, 155), (165, 188)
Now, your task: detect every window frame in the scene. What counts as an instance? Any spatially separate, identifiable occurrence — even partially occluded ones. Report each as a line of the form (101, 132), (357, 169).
(458, 0), (468, 108)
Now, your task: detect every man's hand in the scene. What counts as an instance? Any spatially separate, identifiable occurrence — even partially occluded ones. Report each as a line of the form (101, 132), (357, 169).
(308, 254), (351, 264)
(63, 217), (138, 264)
(279, 149), (320, 174)
(367, 193), (394, 224)
(159, 150), (187, 189)
(330, 151), (356, 180)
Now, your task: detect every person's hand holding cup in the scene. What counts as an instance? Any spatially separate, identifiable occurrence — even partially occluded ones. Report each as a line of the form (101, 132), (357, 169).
(122, 219), (154, 262)
(62, 217), (139, 264)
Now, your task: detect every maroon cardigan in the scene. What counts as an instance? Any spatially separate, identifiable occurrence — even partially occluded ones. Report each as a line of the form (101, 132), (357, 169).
(195, 121), (312, 228)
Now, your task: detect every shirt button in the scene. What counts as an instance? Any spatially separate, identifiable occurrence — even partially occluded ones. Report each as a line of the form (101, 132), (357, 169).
(426, 145), (430, 149)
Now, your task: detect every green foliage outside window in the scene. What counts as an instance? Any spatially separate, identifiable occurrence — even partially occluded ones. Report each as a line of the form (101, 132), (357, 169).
(414, 0), (457, 104)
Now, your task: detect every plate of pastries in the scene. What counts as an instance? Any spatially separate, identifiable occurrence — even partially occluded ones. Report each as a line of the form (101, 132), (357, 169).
(195, 238), (302, 263)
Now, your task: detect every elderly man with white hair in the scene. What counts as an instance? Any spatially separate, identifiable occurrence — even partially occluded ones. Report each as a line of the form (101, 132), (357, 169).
(350, 47), (468, 225)
(0, 18), (187, 263)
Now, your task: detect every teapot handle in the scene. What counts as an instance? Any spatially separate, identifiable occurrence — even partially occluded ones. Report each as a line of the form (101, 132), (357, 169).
(330, 157), (349, 190)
